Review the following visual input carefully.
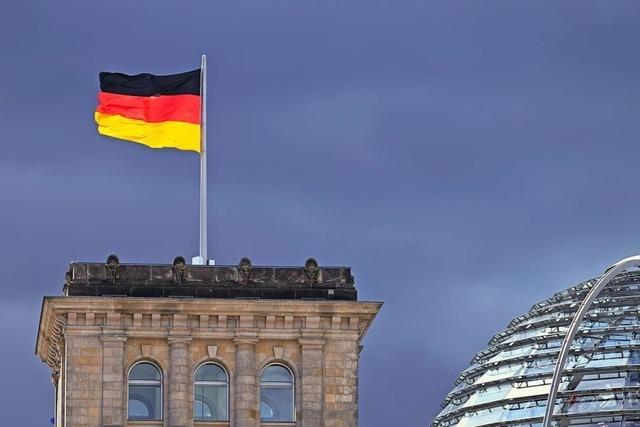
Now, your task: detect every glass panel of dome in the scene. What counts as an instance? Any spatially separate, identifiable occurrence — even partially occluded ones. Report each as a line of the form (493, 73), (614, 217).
(439, 401), (461, 418)
(552, 415), (622, 426)
(524, 359), (556, 376)
(537, 339), (562, 351)
(503, 399), (547, 422)
(462, 385), (510, 408)
(601, 333), (634, 346)
(458, 407), (505, 427)
(518, 312), (561, 326)
(578, 321), (611, 331)
(562, 393), (623, 414)
(475, 363), (526, 383)
(560, 372), (627, 392)
(449, 381), (474, 400)
(489, 345), (534, 362)
(505, 383), (550, 400)
(626, 371), (640, 387)
(624, 391), (640, 409)
(501, 328), (554, 345)
(619, 316), (639, 325)
(569, 337), (604, 351)
(569, 349), (627, 366)
(580, 355), (630, 369)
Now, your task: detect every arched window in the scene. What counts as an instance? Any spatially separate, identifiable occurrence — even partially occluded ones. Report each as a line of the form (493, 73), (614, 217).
(260, 364), (295, 422)
(128, 362), (162, 420)
(194, 362), (229, 421)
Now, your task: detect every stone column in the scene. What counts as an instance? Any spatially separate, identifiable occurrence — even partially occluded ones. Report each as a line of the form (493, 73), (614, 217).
(168, 337), (192, 427)
(299, 337), (325, 427)
(101, 336), (127, 427)
(234, 336), (258, 427)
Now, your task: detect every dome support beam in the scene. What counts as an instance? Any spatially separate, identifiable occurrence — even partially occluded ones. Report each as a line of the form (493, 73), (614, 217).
(542, 255), (640, 427)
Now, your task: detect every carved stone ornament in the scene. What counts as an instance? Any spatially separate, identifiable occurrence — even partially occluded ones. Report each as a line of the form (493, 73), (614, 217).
(238, 257), (252, 284)
(304, 258), (320, 284)
(46, 316), (65, 371)
(172, 256), (187, 283)
(105, 254), (120, 283)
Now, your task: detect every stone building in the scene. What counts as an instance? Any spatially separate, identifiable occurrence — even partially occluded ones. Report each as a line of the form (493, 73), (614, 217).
(35, 256), (381, 427)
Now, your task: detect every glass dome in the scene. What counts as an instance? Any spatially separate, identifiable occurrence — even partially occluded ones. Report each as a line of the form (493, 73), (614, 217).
(433, 272), (640, 427)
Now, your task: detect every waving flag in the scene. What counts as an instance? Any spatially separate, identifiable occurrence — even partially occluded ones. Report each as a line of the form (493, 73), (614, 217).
(95, 69), (201, 153)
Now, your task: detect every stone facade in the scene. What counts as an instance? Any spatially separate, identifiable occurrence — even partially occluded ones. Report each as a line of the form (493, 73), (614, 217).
(36, 261), (381, 427)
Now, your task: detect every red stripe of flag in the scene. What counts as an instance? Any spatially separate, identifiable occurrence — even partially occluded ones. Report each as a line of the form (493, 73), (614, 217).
(96, 92), (201, 125)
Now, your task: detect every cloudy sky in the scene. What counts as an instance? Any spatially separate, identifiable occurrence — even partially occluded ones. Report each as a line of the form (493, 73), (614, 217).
(2, 1), (640, 425)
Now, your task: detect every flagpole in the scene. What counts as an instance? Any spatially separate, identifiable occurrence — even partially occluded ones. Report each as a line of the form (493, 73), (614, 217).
(199, 54), (208, 263)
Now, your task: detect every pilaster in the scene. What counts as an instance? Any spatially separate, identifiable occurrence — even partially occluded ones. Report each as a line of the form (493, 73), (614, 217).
(299, 336), (325, 427)
(100, 335), (127, 427)
(168, 336), (192, 427)
(234, 331), (258, 427)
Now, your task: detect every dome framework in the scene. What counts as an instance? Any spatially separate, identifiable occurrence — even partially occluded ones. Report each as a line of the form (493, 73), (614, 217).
(433, 272), (640, 427)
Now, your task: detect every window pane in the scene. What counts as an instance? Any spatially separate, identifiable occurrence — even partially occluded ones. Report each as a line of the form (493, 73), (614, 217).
(128, 384), (162, 420)
(195, 364), (227, 382)
(194, 384), (228, 421)
(261, 365), (293, 383)
(260, 385), (294, 422)
(130, 363), (161, 381)
(260, 402), (274, 419)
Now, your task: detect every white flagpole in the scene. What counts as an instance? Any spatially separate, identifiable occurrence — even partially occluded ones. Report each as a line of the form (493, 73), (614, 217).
(199, 55), (208, 263)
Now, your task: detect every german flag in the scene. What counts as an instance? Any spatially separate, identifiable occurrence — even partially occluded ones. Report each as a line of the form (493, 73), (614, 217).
(95, 69), (201, 153)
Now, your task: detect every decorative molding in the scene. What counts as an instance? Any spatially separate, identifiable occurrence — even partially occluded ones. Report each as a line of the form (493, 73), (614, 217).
(207, 345), (218, 358)
(45, 316), (65, 371)
(218, 314), (227, 328)
(273, 346), (284, 359)
(331, 316), (341, 329)
(266, 315), (276, 329)
(234, 330), (258, 347)
(167, 336), (192, 346)
(133, 313), (142, 327)
(141, 345), (152, 358)
(284, 316), (294, 329)
(199, 314), (209, 328)
(306, 316), (321, 329)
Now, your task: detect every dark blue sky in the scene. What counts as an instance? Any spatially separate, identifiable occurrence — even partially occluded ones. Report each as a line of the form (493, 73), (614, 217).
(2, 1), (640, 425)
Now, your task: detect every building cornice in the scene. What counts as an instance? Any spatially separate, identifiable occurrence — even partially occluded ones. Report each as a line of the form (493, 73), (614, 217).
(35, 296), (382, 367)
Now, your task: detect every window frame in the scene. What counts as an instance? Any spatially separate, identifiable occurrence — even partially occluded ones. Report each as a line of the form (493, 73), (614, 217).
(127, 360), (163, 421)
(193, 361), (230, 422)
(260, 363), (296, 423)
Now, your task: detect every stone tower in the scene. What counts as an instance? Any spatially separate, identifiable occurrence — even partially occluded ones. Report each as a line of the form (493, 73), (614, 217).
(35, 256), (381, 427)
